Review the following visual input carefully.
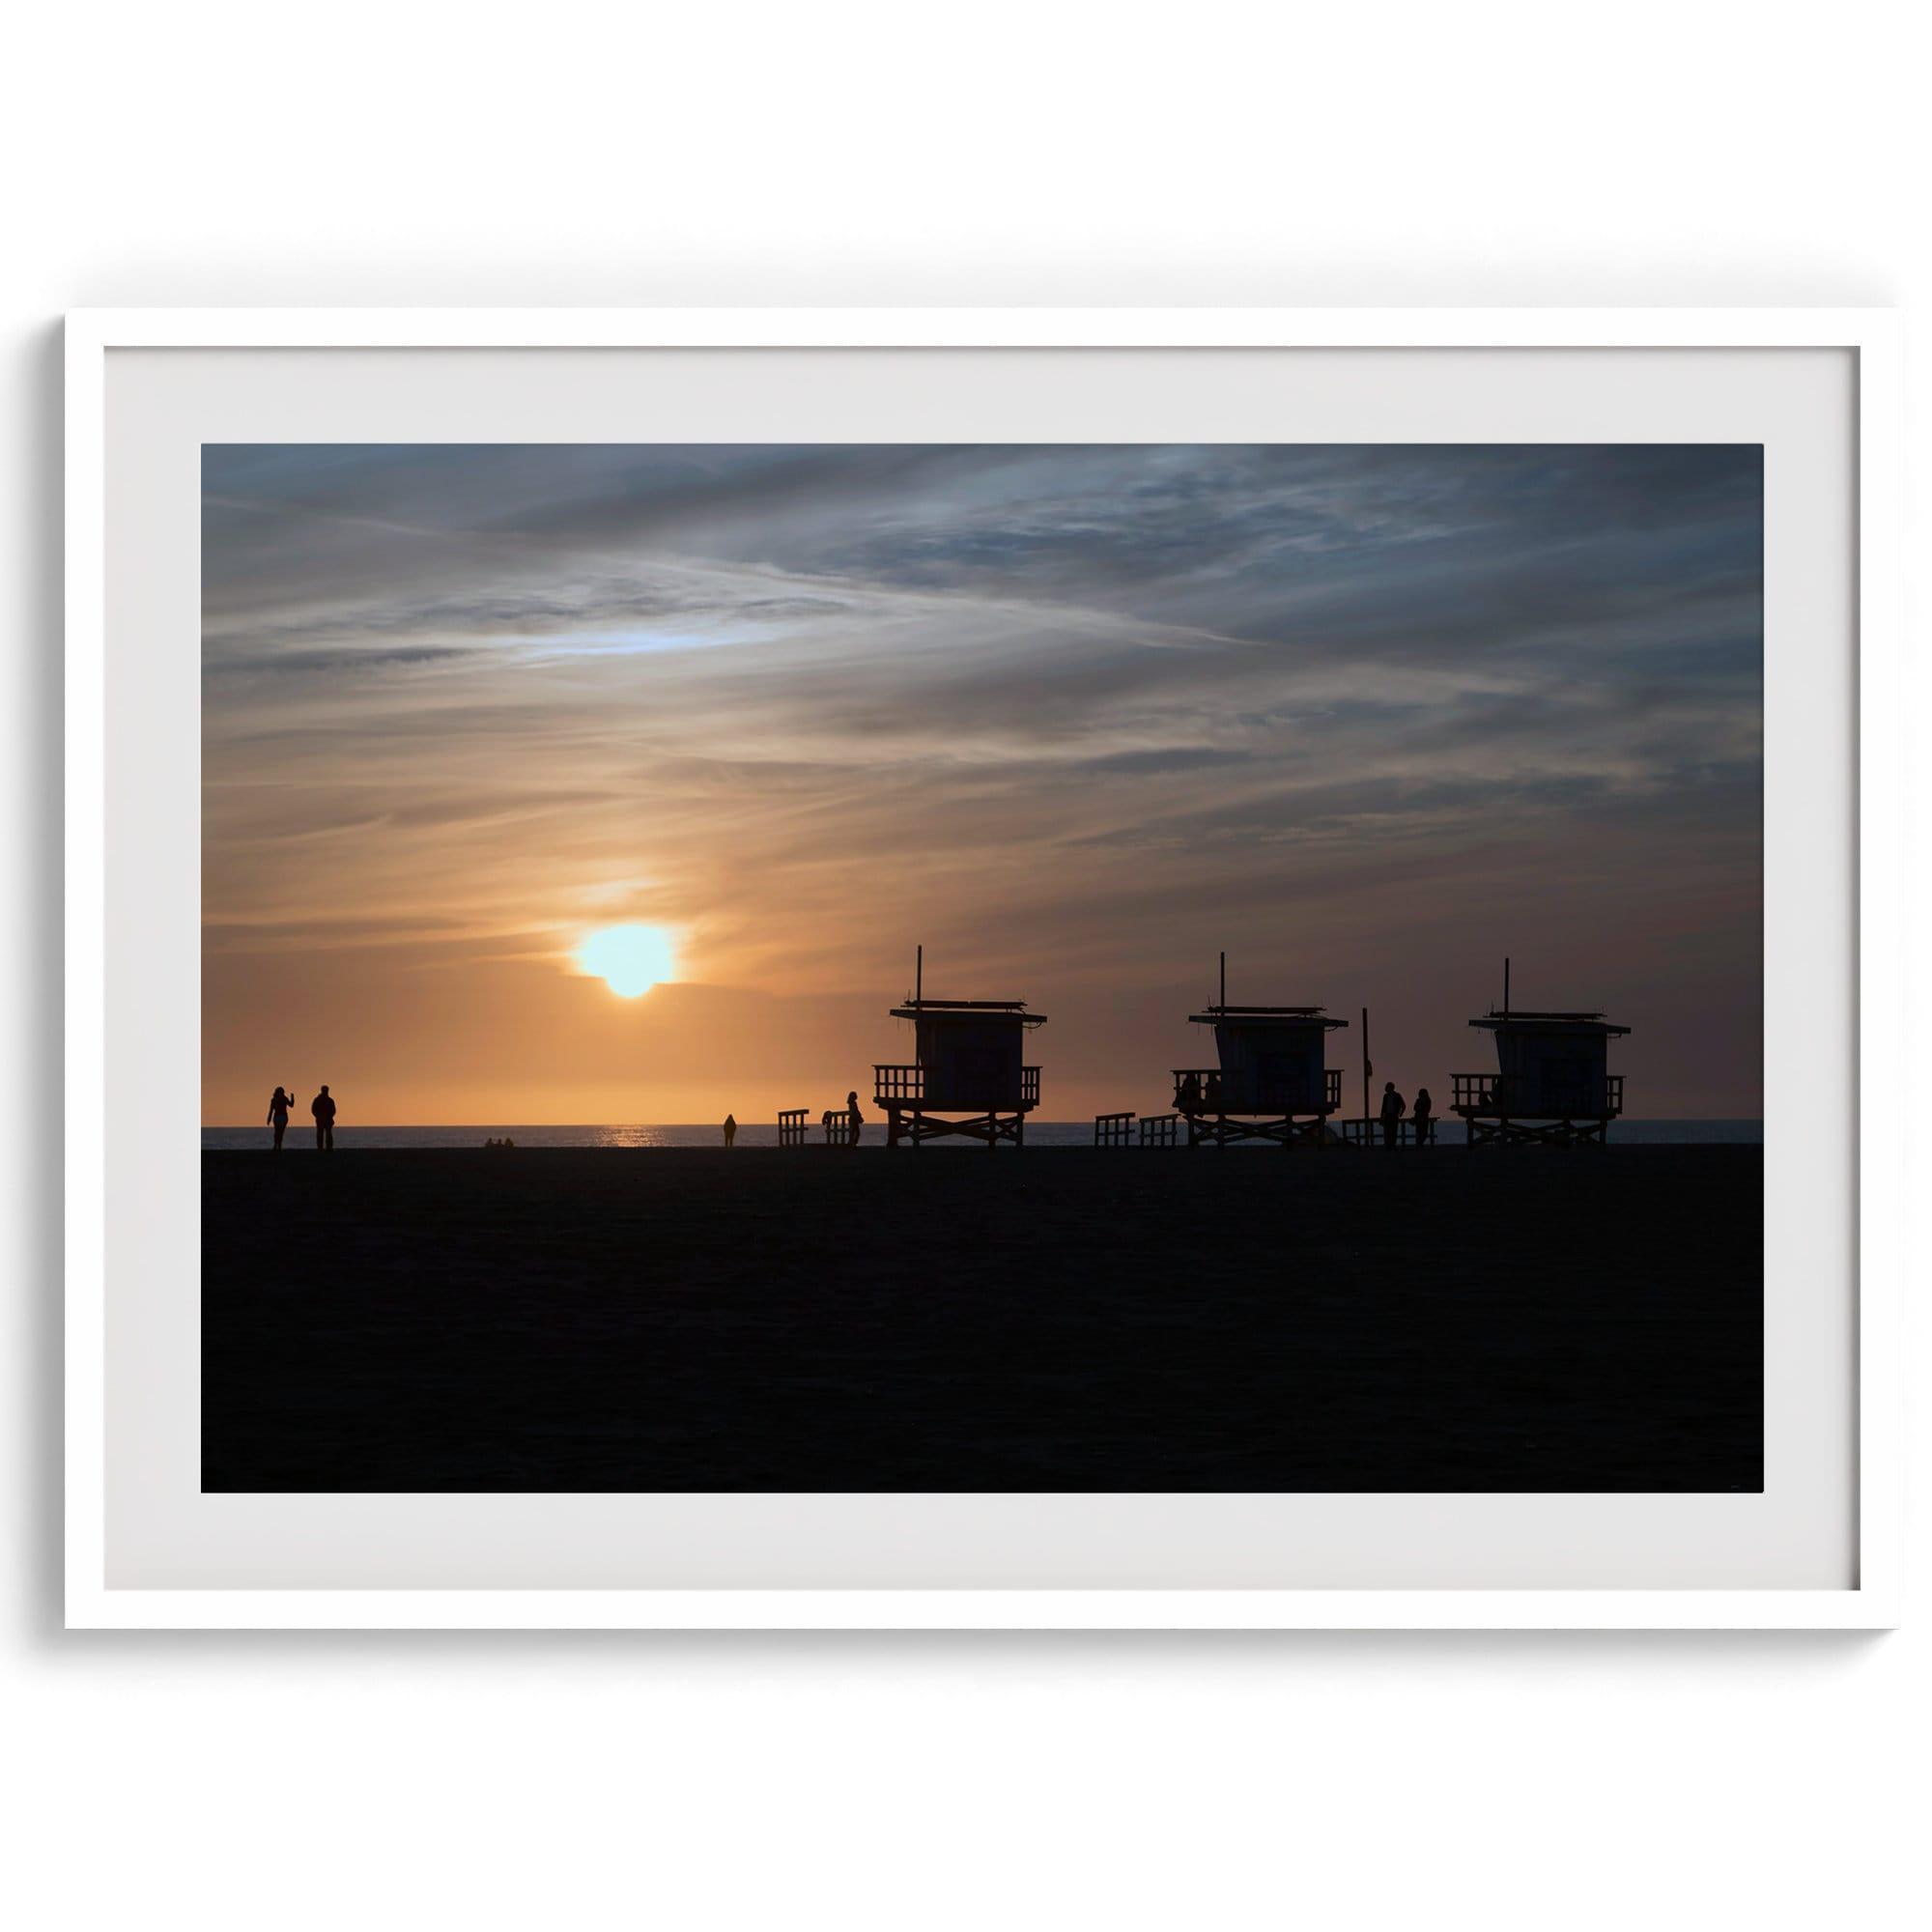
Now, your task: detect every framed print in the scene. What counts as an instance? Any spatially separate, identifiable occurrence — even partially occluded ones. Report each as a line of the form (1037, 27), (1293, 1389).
(65, 309), (1903, 1629)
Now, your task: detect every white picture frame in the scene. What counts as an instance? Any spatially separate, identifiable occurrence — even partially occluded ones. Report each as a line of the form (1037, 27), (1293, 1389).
(65, 308), (1904, 1631)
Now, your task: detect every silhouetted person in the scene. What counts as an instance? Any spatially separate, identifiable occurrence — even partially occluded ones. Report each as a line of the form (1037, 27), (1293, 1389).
(311, 1084), (337, 1151)
(266, 1085), (294, 1151)
(1204, 1070), (1223, 1111)
(1412, 1086), (1434, 1147)
(1378, 1081), (1406, 1150)
(723, 1113), (737, 1149)
(845, 1091), (864, 1150)
(1178, 1071), (1202, 1114)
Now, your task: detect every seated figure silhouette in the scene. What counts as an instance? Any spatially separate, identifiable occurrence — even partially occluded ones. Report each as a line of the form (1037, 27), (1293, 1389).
(1178, 1071), (1202, 1114)
(311, 1084), (337, 1151)
(267, 1085), (294, 1151)
(1203, 1070), (1223, 1111)
(1378, 1080), (1406, 1150)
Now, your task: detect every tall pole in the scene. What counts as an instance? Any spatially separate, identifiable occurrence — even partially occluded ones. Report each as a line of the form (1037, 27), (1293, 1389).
(1362, 1007), (1371, 1126)
(1503, 955), (1510, 1017)
(1219, 950), (1227, 1010)
(916, 943), (923, 1005)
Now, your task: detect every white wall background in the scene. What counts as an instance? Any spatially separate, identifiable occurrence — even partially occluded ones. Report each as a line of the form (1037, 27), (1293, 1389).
(3, 4), (1923, 1926)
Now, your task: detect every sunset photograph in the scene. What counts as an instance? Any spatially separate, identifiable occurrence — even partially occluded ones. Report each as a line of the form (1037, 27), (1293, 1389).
(35, 13), (1922, 1920)
(200, 441), (1764, 1492)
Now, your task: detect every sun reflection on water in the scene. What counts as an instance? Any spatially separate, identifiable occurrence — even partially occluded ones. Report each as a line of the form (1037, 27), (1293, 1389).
(589, 1124), (676, 1149)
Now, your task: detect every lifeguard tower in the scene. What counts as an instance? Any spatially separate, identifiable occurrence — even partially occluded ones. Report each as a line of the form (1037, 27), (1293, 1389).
(873, 947), (1045, 1149)
(1172, 953), (1347, 1148)
(1451, 960), (1629, 1147)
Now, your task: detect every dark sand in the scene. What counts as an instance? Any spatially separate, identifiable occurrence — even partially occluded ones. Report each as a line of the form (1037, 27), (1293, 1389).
(203, 1147), (1762, 1492)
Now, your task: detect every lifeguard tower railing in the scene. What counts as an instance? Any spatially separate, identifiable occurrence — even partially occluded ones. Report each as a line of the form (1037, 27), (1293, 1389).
(1172, 1067), (1344, 1114)
(1450, 1073), (1625, 1116)
(874, 1064), (1042, 1111)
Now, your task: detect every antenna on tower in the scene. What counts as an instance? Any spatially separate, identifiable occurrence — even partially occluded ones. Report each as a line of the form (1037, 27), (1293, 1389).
(1219, 950), (1227, 1009)
(1503, 955), (1511, 1018)
(916, 943), (923, 1005)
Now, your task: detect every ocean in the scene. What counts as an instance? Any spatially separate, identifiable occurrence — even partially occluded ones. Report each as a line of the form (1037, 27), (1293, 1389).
(204, 1119), (1763, 1151)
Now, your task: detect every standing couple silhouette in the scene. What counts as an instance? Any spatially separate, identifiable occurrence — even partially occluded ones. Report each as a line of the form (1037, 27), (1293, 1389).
(267, 1083), (337, 1151)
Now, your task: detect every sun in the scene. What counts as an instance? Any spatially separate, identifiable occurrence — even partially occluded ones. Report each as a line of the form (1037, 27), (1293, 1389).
(578, 923), (676, 998)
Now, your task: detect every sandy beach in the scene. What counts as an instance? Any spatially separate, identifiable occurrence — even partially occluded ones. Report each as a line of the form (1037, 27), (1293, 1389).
(202, 1146), (1761, 1492)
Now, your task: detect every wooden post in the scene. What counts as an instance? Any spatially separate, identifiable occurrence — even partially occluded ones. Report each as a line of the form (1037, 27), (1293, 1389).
(1219, 950), (1226, 1009)
(1503, 955), (1510, 1017)
(1361, 1006), (1371, 1132)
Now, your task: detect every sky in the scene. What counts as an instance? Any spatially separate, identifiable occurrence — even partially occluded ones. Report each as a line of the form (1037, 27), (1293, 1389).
(202, 443), (1762, 1123)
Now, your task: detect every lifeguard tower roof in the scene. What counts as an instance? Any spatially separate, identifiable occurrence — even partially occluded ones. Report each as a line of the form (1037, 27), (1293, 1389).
(890, 997), (1046, 1027)
(1472, 1009), (1629, 1036)
(1187, 1004), (1348, 1029)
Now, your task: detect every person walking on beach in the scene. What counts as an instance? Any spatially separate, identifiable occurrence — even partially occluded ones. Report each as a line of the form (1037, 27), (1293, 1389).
(266, 1085), (295, 1151)
(1411, 1086), (1434, 1147)
(845, 1090), (864, 1150)
(311, 1083), (337, 1151)
(1378, 1080), (1406, 1150)
(723, 1113), (737, 1149)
